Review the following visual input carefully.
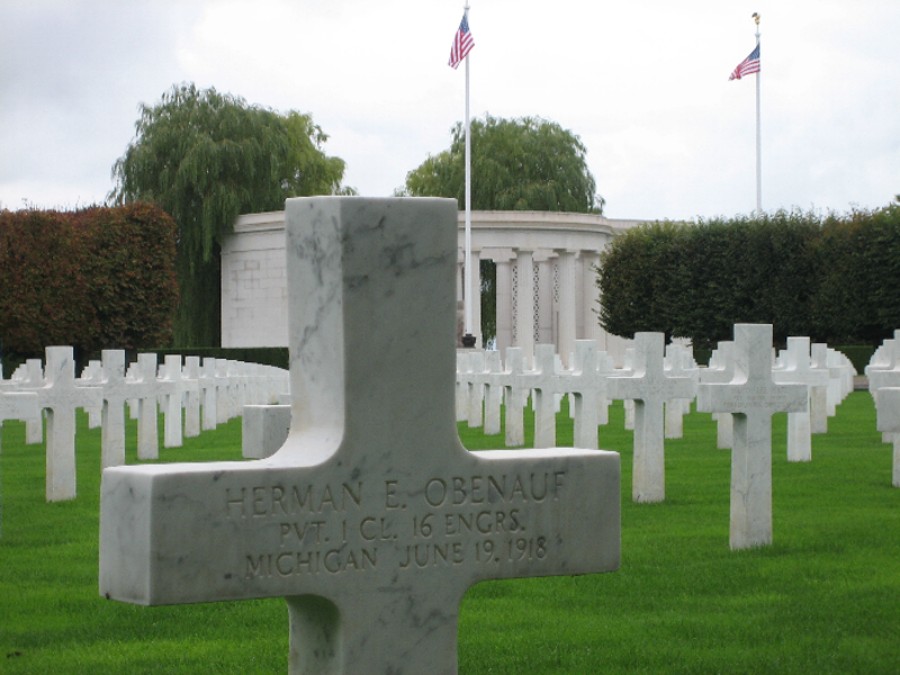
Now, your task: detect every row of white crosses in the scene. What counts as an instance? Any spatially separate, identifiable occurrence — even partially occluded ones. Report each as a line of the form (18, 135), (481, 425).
(0, 347), (289, 502)
(457, 324), (861, 550)
(866, 330), (900, 487)
(459, 333), (700, 505)
(699, 338), (855, 454)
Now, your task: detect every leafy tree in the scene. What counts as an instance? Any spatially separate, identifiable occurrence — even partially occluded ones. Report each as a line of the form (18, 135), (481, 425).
(404, 114), (602, 213)
(111, 83), (350, 347)
(403, 114), (603, 342)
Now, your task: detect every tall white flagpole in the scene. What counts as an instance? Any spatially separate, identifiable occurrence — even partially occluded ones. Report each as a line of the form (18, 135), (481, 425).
(462, 3), (476, 348)
(754, 12), (762, 215)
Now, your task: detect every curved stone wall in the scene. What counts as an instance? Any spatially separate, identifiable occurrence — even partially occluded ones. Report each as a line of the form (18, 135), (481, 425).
(222, 209), (642, 365)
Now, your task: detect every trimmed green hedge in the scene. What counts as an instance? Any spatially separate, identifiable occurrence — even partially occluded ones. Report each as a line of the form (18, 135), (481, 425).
(597, 204), (900, 350)
(832, 345), (876, 374)
(0, 203), (179, 365)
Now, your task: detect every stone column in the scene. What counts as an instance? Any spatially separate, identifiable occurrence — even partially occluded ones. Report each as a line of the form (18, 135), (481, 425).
(469, 249), (482, 348)
(580, 251), (602, 343)
(515, 248), (535, 368)
(456, 251), (465, 345)
(535, 251), (554, 347)
(556, 249), (577, 368)
(456, 250), (465, 301)
(493, 251), (515, 356)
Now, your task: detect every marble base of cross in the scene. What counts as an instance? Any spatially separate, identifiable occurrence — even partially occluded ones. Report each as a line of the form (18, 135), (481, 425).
(100, 198), (620, 674)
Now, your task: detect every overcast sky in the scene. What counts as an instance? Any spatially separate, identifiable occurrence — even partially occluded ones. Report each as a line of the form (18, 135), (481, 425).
(1, 0), (898, 221)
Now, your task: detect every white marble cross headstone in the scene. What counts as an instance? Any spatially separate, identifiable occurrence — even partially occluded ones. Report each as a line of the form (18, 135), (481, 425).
(23, 347), (103, 502)
(697, 324), (807, 549)
(182, 356), (202, 438)
(502, 347), (528, 447)
(21, 360), (45, 445)
(26, 346), (103, 501)
(866, 330), (900, 393)
(809, 343), (833, 433)
(701, 341), (736, 449)
(100, 197), (620, 674)
(99, 350), (130, 469)
(663, 343), (698, 440)
(464, 350), (485, 429)
(198, 357), (218, 431)
(607, 332), (696, 503)
(480, 350), (503, 435)
(529, 343), (570, 449)
(130, 353), (162, 460)
(868, 333), (900, 430)
(571, 340), (604, 450)
(773, 337), (829, 462)
(159, 355), (185, 449)
(78, 359), (104, 429)
(874, 387), (900, 487)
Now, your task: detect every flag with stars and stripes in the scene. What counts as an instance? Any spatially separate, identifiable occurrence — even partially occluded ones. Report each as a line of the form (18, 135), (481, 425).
(729, 43), (760, 80)
(449, 12), (474, 69)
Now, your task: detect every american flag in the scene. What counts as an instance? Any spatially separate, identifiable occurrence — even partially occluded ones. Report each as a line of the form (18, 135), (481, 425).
(729, 43), (760, 80)
(448, 12), (474, 69)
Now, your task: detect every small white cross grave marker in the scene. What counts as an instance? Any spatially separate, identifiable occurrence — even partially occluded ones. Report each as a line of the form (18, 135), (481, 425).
(99, 350), (129, 469)
(502, 347), (528, 447)
(607, 332), (696, 503)
(701, 341), (737, 449)
(159, 354), (185, 449)
(663, 343), (698, 440)
(198, 358), (218, 431)
(182, 356), (202, 438)
(22, 360), (45, 445)
(131, 353), (162, 460)
(697, 324), (807, 549)
(773, 337), (829, 462)
(100, 197), (621, 674)
(571, 340), (605, 450)
(529, 343), (569, 449)
(25, 346), (103, 501)
(874, 387), (900, 488)
(481, 350), (503, 435)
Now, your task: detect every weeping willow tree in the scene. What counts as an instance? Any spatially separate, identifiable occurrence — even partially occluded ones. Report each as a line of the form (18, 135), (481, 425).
(111, 83), (349, 347)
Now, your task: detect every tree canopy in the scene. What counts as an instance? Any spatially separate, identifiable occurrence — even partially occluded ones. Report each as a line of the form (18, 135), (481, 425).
(111, 83), (350, 347)
(403, 114), (602, 213)
(404, 114), (602, 344)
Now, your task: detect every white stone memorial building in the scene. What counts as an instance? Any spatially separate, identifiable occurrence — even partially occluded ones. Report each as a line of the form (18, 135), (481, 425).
(221, 208), (641, 365)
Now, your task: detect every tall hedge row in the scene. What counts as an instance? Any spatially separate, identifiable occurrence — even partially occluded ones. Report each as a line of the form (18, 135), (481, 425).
(0, 203), (179, 361)
(597, 204), (900, 350)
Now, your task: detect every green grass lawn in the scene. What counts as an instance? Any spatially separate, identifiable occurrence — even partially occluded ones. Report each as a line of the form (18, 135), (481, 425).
(1, 393), (898, 673)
